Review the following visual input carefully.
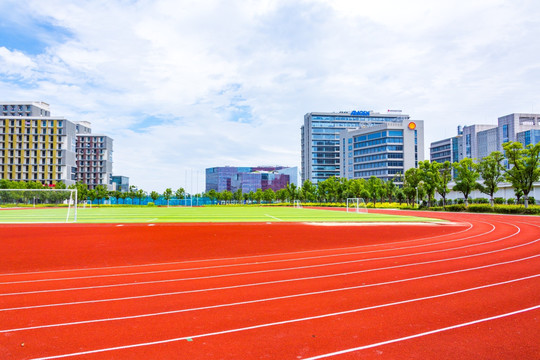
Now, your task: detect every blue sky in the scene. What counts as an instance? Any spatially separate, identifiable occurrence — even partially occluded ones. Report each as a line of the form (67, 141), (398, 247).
(1, 0), (540, 192)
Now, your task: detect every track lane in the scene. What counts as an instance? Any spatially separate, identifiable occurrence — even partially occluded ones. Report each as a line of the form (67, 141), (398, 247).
(9, 273), (540, 360)
(1, 211), (538, 360)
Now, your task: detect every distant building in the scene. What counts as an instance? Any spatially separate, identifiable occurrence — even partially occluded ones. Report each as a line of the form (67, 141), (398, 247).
(339, 120), (424, 182)
(0, 102), (77, 186)
(430, 113), (540, 164)
(75, 134), (114, 190)
(0, 101), (115, 189)
(205, 166), (298, 193)
(301, 110), (419, 184)
(112, 175), (130, 192)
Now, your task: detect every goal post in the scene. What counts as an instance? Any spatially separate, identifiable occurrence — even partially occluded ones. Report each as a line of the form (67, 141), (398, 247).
(347, 198), (368, 213)
(293, 200), (302, 208)
(0, 188), (77, 223)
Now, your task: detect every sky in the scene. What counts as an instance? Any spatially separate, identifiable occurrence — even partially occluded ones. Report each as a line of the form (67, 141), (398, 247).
(1, 0), (539, 192)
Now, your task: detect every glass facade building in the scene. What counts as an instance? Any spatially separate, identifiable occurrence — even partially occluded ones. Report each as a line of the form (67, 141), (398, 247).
(205, 166), (297, 193)
(340, 121), (424, 182)
(301, 111), (412, 184)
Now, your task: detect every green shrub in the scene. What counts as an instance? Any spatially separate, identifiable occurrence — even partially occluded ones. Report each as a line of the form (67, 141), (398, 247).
(445, 204), (467, 212)
(468, 204), (494, 213)
(494, 197), (505, 205)
(507, 198), (516, 204)
(147, 202), (155, 206)
(429, 206), (444, 211)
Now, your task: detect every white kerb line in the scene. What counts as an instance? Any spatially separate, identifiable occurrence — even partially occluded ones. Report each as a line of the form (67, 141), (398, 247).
(265, 214), (283, 221)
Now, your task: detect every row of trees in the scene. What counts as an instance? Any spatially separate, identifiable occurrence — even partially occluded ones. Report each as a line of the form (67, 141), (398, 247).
(2, 142), (539, 208)
(404, 142), (540, 208)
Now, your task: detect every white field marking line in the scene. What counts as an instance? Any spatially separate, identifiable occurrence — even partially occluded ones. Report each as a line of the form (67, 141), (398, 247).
(3, 255), (539, 333)
(0, 222), (490, 286)
(27, 282), (540, 360)
(0, 221), (474, 279)
(146, 218), (158, 222)
(264, 214), (283, 221)
(2, 226), (535, 312)
(303, 305), (540, 360)
(0, 221), (515, 296)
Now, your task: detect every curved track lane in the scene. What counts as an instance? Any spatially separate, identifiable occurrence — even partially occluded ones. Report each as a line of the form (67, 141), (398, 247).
(0, 211), (538, 359)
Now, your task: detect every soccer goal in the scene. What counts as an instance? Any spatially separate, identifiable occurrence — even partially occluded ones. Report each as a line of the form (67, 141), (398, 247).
(347, 198), (368, 213)
(0, 188), (77, 223)
(293, 200), (302, 208)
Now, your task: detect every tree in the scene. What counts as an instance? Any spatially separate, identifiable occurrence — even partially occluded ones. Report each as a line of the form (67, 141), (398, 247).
(150, 191), (160, 203)
(275, 189), (288, 202)
(503, 142), (540, 208)
(207, 189), (218, 204)
(163, 188), (173, 206)
(87, 188), (97, 204)
(263, 188), (275, 203)
(435, 161), (452, 207)
(285, 182), (298, 203)
(403, 168), (422, 206)
(128, 185), (138, 205)
(384, 178), (396, 203)
(366, 176), (384, 207)
(69, 181), (88, 203)
(175, 187), (185, 201)
(301, 180), (317, 202)
(254, 188), (263, 204)
(452, 158), (479, 206)
(418, 160), (439, 207)
(111, 190), (121, 204)
(233, 188), (243, 203)
(136, 189), (146, 205)
(477, 151), (505, 207)
(94, 185), (109, 205)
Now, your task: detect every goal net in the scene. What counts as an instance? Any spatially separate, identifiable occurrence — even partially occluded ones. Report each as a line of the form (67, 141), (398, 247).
(0, 188), (77, 223)
(293, 200), (302, 208)
(347, 198), (368, 213)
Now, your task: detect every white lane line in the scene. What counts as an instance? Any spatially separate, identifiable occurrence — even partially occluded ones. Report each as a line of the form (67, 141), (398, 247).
(303, 305), (540, 359)
(0, 222), (518, 297)
(2, 260), (539, 334)
(265, 214), (283, 221)
(0, 222), (491, 286)
(0, 222), (474, 278)
(2, 239), (538, 315)
(27, 291), (540, 359)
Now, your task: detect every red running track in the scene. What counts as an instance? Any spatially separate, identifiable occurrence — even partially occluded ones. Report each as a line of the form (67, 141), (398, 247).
(0, 210), (539, 359)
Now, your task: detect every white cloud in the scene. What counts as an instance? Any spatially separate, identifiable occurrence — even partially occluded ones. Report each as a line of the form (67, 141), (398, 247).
(1, 0), (540, 191)
(0, 47), (36, 78)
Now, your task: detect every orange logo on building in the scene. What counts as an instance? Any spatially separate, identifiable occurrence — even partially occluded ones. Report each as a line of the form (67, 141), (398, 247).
(408, 122), (416, 130)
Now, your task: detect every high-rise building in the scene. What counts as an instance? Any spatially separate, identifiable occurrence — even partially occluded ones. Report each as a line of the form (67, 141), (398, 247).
(339, 120), (424, 182)
(301, 110), (414, 184)
(0, 102), (114, 189)
(75, 134), (114, 190)
(0, 102), (77, 185)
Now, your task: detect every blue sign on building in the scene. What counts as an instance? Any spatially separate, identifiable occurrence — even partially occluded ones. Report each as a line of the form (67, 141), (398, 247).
(351, 110), (370, 116)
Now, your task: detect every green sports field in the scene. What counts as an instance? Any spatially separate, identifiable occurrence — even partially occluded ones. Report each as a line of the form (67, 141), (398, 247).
(0, 206), (443, 224)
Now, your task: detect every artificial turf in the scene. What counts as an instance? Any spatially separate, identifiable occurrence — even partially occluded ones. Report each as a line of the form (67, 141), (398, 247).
(0, 206), (443, 224)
